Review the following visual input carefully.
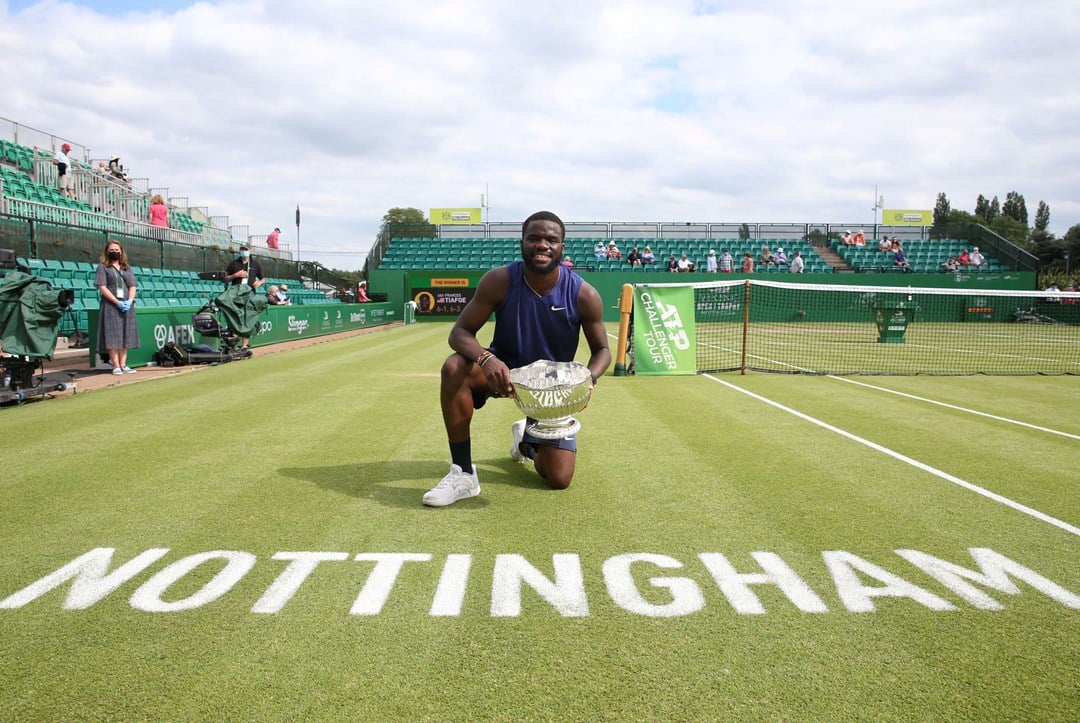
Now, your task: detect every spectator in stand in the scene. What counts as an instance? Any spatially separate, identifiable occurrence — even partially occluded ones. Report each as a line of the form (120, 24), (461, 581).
(266, 227), (281, 250)
(968, 246), (989, 267)
(852, 230), (866, 246)
(759, 245), (775, 266)
(277, 283), (291, 304)
(705, 249), (718, 273)
(1062, 281), (1079, 303)
(148, 194), (169, 238)
(53, 143), (75, 199)
(95, 239), (139, 375)
(774, 247), (788, 266)
(878, 235), (892, 252)
(741, 252), (755, 273)
(893, 247), (909, 269)
(626, 247), (642, 266)
(841, 230), (853, 245)
(667, 254), (679, 272)
(719, 248), (734, 273)
(561, 256), (574, 269)
(606, 242), (622, 260)
(356, 280), (371, 302)
(789, 250), (804, 273)
(96, 161), (110, 179)
(941, 256), (959, 272)
(641, 246), (655, 265)
(108, 156), (128, 184)
(593, 241), (606, 260)
(677, 253), (692, 272)
(1044, 282), (1061, 302)
(266, 284), (284, 305)
(958, 248), (971, 266)
(890, 237), (902, 252)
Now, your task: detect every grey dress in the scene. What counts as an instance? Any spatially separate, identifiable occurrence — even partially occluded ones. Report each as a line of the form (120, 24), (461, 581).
(95, 264), (141, 350)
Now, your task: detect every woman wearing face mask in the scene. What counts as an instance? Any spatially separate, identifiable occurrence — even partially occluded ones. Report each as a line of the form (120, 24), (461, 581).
(94, 240), (140, 375)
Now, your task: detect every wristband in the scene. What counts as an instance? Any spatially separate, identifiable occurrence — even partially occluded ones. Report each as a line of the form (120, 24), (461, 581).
(477, 351), (494, 368)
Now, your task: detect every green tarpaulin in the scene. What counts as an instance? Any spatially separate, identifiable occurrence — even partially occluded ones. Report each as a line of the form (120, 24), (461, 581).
(0, 270), (68, 358)
(215, 284), (268, 338)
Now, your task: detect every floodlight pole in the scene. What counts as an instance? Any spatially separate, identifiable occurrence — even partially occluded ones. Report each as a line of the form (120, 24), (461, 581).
(295, 204), (301, 273)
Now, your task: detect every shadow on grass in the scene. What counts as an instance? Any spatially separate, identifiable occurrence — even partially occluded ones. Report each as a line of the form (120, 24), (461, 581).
(279, 458), (550, 509)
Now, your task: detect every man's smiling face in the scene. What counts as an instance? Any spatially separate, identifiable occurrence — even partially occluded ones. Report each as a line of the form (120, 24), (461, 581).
(521, 219), (564, 274)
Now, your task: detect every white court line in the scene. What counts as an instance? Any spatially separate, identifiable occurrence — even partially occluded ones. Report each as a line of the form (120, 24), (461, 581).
(827, 376), (1080, 441)
(703, 373), (1080, 538)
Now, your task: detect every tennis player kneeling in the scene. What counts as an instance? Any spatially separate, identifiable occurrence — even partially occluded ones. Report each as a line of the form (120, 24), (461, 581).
(423, 211), (611, 507)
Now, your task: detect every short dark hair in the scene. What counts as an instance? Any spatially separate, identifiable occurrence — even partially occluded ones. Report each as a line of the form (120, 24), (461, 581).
(522, 211), (565, 239)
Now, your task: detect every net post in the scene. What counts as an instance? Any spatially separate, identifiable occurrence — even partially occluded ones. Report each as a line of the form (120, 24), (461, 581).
(613, 283), (634, 376)
(741, 280), (751, 374)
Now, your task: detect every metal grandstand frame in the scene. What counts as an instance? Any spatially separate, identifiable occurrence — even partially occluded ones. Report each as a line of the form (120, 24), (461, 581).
(434, 221), (936, 243)
(1, 116), (293, 261)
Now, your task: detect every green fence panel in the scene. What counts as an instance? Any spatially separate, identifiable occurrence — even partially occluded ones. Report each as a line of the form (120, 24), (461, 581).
(87, 302), (398, 368)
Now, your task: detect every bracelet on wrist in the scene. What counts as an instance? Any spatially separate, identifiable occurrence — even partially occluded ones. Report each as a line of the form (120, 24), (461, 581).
(477, 351), (494, 368)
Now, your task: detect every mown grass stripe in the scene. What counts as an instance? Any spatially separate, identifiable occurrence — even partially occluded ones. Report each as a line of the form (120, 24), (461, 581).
(704, 373), (1080, 538)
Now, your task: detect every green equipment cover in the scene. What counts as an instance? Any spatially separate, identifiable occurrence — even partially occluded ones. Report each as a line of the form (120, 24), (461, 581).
(0, 270), (67, 358)
(215, 283), (268, 338)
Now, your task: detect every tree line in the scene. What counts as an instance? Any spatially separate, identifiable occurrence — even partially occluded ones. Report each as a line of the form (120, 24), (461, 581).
(933, 191), (1077, 278)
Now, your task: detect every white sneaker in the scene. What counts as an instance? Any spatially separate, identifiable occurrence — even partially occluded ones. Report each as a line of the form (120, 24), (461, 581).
(122, 366), (136, 374)
(111, 367), (123, 376)
(510, 419), (527, 462)
(422, 464), (480, 507)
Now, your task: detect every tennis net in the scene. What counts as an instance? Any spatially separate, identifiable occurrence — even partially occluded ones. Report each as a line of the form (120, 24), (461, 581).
(625, 280), (1080, 375)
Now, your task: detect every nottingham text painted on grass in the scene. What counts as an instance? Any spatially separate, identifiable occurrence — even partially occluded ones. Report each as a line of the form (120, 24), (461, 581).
(2, 547), (1077, 616)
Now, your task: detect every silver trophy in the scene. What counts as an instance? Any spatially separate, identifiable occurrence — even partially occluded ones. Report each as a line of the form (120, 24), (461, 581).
(509, 360), (593, 440)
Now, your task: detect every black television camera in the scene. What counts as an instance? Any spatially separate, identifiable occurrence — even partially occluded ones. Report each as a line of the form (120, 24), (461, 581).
(1, 249), (75, 401)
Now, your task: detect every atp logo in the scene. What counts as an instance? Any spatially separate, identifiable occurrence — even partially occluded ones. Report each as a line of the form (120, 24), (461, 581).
(655, 300), (690, 350)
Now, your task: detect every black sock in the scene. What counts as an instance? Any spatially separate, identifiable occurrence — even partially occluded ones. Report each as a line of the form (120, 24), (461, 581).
(450, 440), (472, 472)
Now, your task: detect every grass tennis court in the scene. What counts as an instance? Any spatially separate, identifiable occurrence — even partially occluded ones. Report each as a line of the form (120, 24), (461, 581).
(2, 322), (1078, 720)
(696, 320), (1080, 374)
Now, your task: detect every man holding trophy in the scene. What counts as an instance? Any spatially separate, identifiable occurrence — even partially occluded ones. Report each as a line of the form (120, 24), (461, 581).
(423, 211), (612, 507)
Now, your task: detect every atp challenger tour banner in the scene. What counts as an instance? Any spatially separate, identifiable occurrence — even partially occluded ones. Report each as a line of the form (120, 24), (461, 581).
(633, 285), (697, 375)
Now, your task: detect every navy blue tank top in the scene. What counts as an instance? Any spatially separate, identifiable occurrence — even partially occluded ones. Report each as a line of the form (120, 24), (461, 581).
(490, 261), (585, 369)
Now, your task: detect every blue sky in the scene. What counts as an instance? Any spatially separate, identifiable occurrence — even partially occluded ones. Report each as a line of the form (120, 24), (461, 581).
(2, 0), (1078, 271)
(6, 0), (194, 13)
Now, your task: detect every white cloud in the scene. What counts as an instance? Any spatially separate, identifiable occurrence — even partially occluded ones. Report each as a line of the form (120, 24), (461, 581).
(2, 0), (1078, 270)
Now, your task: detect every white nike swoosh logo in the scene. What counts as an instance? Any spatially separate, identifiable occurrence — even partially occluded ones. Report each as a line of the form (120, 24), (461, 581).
(551, 306), (567, 311)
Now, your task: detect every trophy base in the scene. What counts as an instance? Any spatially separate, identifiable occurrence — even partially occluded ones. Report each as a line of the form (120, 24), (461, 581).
(526, 416), (581, 440)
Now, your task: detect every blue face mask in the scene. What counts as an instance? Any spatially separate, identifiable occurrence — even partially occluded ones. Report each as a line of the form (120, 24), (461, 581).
(240, 251), (250, 259)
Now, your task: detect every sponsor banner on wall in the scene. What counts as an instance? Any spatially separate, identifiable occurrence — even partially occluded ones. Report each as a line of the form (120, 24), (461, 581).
(632, 285), (697, 375)
(430, 208), (482, 225)
(88, 303), (397, 368)
(882, 209), (932, 226)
